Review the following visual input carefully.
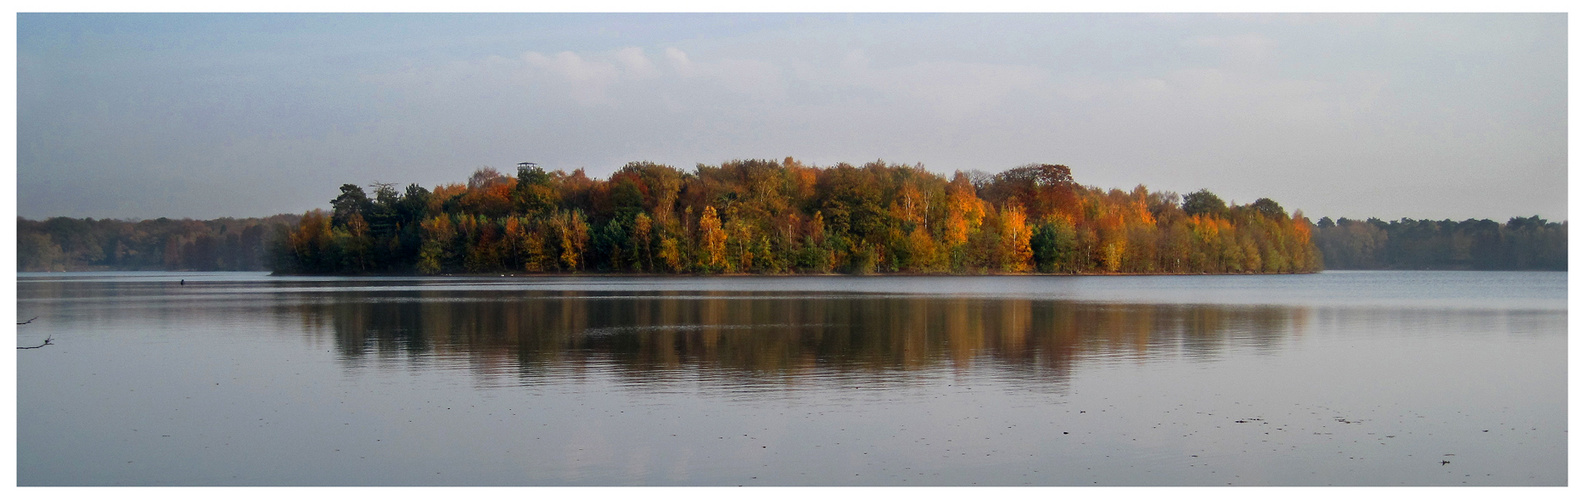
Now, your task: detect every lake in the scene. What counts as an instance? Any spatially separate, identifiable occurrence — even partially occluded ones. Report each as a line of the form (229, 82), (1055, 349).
(15, 271), (1567, 486)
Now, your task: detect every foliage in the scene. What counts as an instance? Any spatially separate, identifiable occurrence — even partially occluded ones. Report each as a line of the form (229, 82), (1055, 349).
(263, 159), (1337, 275)
(1181, 189), (1227, 219)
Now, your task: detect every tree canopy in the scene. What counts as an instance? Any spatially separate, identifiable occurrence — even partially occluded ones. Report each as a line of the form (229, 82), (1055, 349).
(23, 164), (1559, 275)
(271, 159), (1323, 275)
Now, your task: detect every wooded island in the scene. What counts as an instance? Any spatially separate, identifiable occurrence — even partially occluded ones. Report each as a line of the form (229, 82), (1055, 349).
(19, 159), (1565, 274)
(273, 159), (1322, 275)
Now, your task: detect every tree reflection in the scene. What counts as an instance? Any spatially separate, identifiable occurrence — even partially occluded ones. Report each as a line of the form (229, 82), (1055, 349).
(291, 290), (1308, 387)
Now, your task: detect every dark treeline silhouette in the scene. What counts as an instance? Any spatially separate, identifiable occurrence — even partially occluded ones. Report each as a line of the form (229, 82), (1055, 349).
(17, 215), (300, 272)
(273, 159), (1322, 275)
(1313, 216), (1566, 270)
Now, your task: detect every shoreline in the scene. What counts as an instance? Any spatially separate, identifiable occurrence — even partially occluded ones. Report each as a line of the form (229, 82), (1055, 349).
(265, 270), (1322, 278)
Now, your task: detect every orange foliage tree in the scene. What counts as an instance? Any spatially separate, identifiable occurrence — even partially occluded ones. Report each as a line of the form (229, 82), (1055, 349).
(278, 159), (1321, 276)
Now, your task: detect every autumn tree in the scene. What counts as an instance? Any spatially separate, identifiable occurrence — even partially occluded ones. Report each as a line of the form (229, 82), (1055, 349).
(263, 158), (1347, 276)
(697, 205), (728, 272)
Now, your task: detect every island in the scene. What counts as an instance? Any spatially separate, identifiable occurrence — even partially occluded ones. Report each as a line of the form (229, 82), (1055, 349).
(273, 159), (1321, 275)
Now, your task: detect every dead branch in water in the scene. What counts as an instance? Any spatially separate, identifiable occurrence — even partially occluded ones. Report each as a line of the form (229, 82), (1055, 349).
(18, 335), (53, 349)
(17, 317), (51, 349)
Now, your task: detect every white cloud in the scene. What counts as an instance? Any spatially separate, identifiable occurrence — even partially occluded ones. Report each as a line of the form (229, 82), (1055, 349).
(614, 47), (659, 79)
(909, 61), (1045, 114)
(522, 51), (621, 105)
(1032, 61), (1383, 136)
(794, 50), (1048, 118)
(523, 51), (616, 84)
(652, 47), (788, 102)
(664, 47), (691, 73)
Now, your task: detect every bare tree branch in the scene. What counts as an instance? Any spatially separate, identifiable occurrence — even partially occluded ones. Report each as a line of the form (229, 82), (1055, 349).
(17, 316), (51, 349)
(18, 335), (53, 350)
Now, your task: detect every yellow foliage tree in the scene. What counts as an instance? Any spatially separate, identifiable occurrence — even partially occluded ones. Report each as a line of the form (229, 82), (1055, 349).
(997, 204), (1033, 272)
(904, 225), (943, 272)
(698, 206), (728, 272)
(548, 210), (589, 271)
(944, 173), (986, 247)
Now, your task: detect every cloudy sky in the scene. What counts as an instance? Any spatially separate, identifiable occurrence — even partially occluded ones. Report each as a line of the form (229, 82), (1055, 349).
(15, 13), (1567, 222)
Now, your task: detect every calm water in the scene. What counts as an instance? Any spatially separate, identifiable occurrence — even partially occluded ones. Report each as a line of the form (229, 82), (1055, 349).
(15, 271), (1566, 486)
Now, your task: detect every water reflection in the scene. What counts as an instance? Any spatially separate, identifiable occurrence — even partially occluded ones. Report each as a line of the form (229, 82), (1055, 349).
(17, 274), (1566, 485)
(289, 290), (1309, 386)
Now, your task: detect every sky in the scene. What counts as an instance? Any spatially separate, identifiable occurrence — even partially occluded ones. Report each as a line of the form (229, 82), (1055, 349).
(14, 13), (1569, 222)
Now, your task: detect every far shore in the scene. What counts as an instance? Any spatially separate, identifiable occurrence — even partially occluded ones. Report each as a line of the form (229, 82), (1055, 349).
(264, 270), (1321, 278)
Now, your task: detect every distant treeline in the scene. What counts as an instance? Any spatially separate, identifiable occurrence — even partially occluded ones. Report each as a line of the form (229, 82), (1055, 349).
(273, 159), (1322, 275)
(20, 168), (1561, 275)
(1313, 216), (1566, 271)
(17, 215), (300, 272)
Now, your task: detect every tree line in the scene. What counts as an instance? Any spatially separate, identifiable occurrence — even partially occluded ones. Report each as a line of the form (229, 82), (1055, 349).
(17, 215), (299, 272)
(24, 161), (1559, 275)
(272, 159), (1323, 275)
(1312, 216), (1566, 270)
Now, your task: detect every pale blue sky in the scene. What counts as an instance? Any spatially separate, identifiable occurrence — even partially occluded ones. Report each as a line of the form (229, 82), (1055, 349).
(16, 13), (1567, 221)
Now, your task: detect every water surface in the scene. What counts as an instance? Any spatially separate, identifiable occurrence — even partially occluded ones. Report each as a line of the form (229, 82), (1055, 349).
(16, 271), (1566, 485)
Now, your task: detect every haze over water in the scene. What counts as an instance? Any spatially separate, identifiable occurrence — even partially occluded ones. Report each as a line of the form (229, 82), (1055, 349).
(16, 271), (1565, 485)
